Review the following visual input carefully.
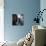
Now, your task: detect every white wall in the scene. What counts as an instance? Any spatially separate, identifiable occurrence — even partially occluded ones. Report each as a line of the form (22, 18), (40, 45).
(0, 0), (4, 42)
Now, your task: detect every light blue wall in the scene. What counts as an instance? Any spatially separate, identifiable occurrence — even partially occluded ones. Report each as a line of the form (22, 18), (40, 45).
(40, 0), (46, 27)
(4, 0), (40, 42)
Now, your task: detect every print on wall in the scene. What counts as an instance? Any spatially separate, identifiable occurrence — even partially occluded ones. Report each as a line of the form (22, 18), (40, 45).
(12, 14), (24, 26)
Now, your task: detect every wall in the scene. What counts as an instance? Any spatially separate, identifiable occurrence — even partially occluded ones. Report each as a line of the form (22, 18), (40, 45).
(4, 0), (40, 42)
(0, 0), (4, 42)
(40, 0), (46, 26)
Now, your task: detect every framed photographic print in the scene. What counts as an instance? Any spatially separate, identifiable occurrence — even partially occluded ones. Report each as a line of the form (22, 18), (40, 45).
(12, 14), (24, 26)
